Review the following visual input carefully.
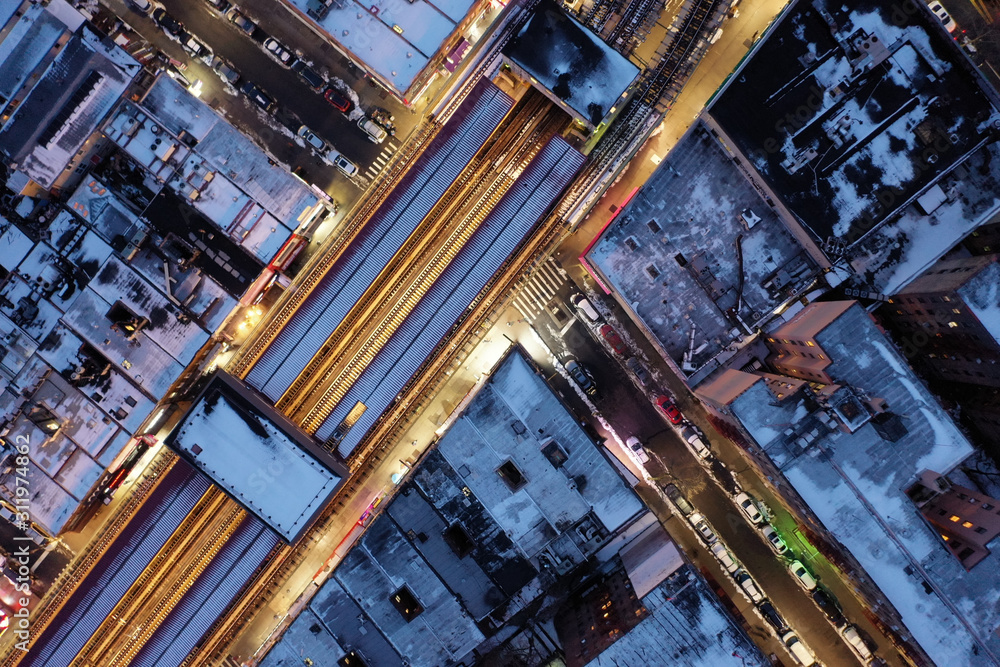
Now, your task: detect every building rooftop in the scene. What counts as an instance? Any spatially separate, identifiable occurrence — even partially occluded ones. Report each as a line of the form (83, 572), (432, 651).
(562, 563), (768, 667)
(264, 348), (647, 665)
(166, 372), (346, 542)
(286, 0), (479, 95)
(434, 350), (645, 549)
(705, 302), (999, 664)
(0, 4), (68, 102)
(0, 24), (140, 189)
(848, 142), (1000, 293)
(503, 0), (640, 127)
(709, 0), (997, 244)
(588, 120), (815, 373)
(958, 258), (1000, 343)
(137, 76), (322, 232)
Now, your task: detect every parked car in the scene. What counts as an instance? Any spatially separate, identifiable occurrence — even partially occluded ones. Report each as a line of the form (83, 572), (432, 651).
(655, 395), (683, 424)
(291, 60), (325, 89)
(928, 0), (957, 32)
(264, 38), (294, 65)
(240, 81), (275, 113)
(182, 35), (210, 58)
(211, 56), (240, 85)
(735, 492), (764, 524)
(152, 8), (184, 36)
(757, 601), (787, 632)
(788, 560), (817, 591)
(165, 66), (192, 88)
(625, 357), (651, 386)
(228, 9), (256, 34)
(297, 125), (325, 151)
(127, 0), (152, 13)
(565, 358), (597, 395)
(781, 631), (818, 667)
(326, 151), (358, 178)
(760, 524), (788, 555)
(599, 324), (627, 355)
(662, 483), (694, 516)
(683, 427), (711, 459)
(811, 586), (844, 623)
(569, 293), (601, 322)
(205, 0), (232, 12)
(358, 117), (388, 143)
(710, 542), (739, 574)
(839, 624), (873, 662)
(324, 87), (353, 113)
(689, 513), (718, 544)
(625, 436), (649, 464)
(735, 570), (764, 603)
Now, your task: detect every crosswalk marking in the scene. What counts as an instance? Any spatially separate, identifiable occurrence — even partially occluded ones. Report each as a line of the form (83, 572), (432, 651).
(513, 257), (569, 319)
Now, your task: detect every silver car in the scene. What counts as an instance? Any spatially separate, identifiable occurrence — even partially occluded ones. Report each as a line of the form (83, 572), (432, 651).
(297, 125), (325, 151)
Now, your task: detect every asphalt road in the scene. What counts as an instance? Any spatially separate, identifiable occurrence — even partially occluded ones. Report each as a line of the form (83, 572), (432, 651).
(521, 281), (881, 667)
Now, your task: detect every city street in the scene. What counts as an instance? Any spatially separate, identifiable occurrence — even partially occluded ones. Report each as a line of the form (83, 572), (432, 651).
(104, 0), (417, 209)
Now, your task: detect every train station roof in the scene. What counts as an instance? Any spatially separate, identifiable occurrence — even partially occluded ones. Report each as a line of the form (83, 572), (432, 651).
(316, 134), (586, 456)
(245, 79), (515, 403)
(503, 0), (639, 127)
(20, 459), (282, 667)
(166, 372), (347, 542)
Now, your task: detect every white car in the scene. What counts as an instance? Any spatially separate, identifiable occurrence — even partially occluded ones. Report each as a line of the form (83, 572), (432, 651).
(264, 38), (294, 65)
(735, 570), (764, 603)
(327, 151), (358, 178)
(710, 542), (739, 574)
(760, 524), (788, 555)
(928, 1), (957, 32)
(569, 293), (601, 322)
(682, 426), (711, 459)
(625, 436), (649, 464)
(735, 492), (764, 524)
(839, 624), (873, 661)
(689, 513), (718, 544)
(788, 560), (817, 591)
(781, 631), (818, 667)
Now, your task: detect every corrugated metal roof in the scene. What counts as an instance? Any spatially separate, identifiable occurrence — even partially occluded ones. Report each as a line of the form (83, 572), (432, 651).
(131, 515), (280, 667)
(23, 461), (209, 666)
(247, 81), (514, 400)
(320, 138), (585, 454)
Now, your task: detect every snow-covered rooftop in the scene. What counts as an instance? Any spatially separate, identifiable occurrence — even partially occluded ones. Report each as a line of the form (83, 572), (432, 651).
(850, 143), (1000, 293)
(167, 373), (345, 542)
(504, 0), (639, 126)
(285, 0), (479, 94)
(957, 258), (1000, 344)
(139, 76), (321, 230)
(589, 120), (815, 370)
(576, 564), (769, 667)
(0, 26), (140, 189)
(709, 0), (997, 244)
(719, 302), (998, 664)
(436, 350), (644, 555)
(332, 515), (485, 667)
(0, 4), (68, 102)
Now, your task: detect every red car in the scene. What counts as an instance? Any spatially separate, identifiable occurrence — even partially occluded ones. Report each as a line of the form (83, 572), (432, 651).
(656, 395), (683, 424)
(600, 324), (627, 355)
(324, 87), (353, 113)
